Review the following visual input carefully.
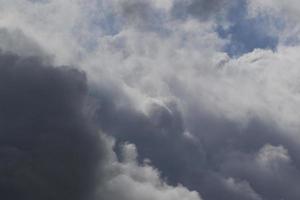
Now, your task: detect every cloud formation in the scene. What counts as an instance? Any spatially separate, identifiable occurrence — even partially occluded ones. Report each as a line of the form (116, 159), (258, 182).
(0, 31), (202, 200)
(172, 0), (233, 20)
(0, 50), (100, 200)
(2, 1), (300, 200)
(94, 84), (300, 200)
(97, 135), (202, 200)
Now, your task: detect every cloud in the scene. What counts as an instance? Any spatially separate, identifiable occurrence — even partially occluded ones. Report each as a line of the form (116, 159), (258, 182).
(171, 0), (234, 20)
(97, 135), (202, 200)
(0, 32), (202, 200)
(93, 85), (300, 199)
(2, 1), (300, 200)
(0, 50), (101, 200)
(247, 0), (300, 45)
(221, 178), (262, 200)
(114, 0), (166, 31)
(0, 28), (47, 58)
(220, 143), (300, 200)
(248, 0), (300, 19)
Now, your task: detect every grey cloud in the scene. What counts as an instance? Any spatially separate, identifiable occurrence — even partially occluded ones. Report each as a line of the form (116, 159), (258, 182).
(0, 51), (101, 200)
(97, 135), (202, 200)
(2, 1), (300, 200)
(171, 0), (235, 20)
(0, 29), (48, 59)
(118, 0), (234, 30)
(93, 82), (300, 200)
(117, 0), (167, 32)
(0, 31), (203, 200)
(220, 143), (300, 200)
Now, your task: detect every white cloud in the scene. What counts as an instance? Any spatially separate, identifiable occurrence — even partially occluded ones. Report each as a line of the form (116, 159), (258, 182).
(256, 144), (291, 169)
(97, 135), (203, 200)
(2, 0), (300, 137)
(3, 1), (300, 199)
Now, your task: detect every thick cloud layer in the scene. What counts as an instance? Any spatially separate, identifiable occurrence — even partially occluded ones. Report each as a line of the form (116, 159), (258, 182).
(93, 83), (300, 200)
(2, 1), (300, 200)
(0, 36), (202, 200)
(0, 51), (101, 200)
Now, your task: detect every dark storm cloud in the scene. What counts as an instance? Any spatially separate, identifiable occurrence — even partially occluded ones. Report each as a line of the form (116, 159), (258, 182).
(0, 51), (101, 200)
(93, 84), (300, 200)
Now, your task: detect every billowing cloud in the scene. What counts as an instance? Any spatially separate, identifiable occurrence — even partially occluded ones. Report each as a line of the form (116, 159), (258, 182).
(2, 1), (300, 200)
(0, 32), (202, 200)
(97, 135), (202, 200)
(93, 84), (300, 200)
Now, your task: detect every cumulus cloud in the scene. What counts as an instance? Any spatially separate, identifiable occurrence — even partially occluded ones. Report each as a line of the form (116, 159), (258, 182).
(2, 1), (300, 200)
(93, 85), (300, 200)
(97, 135), (202, 200)
(0, 30), (202, 200)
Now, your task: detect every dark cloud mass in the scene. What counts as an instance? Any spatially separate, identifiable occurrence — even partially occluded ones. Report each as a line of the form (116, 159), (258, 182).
(1, 1), (300, 200)
(94, 84), (300, 200)
(0, 51), (101, 200)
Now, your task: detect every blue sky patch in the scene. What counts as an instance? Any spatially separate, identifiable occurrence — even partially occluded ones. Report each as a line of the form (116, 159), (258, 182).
(217, 0), (279, 57)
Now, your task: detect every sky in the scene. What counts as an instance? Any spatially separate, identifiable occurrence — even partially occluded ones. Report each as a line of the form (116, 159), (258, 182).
(1, 0), (300, 200)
